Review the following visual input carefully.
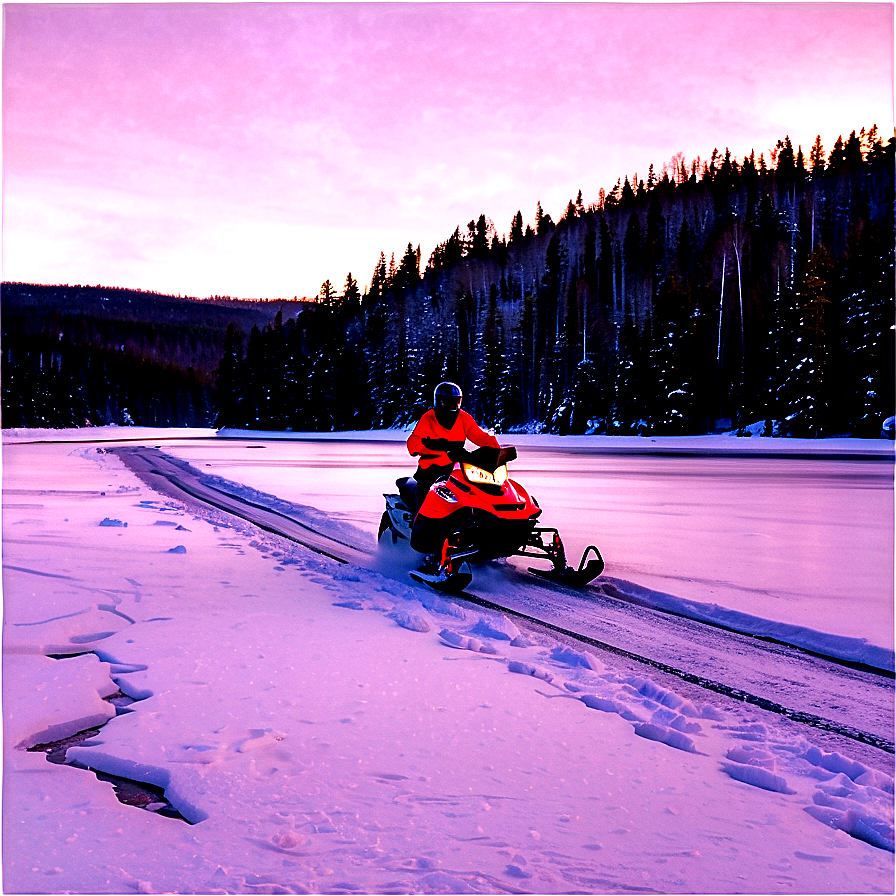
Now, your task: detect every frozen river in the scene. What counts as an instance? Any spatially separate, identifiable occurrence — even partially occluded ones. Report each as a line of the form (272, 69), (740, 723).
(159, 432), (894, 650)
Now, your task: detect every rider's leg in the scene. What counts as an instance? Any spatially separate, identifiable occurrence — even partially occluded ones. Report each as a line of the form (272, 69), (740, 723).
(412, 463), (452, 517)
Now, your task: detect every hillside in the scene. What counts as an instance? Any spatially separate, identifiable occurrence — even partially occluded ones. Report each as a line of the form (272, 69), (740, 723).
(216, 129), (895, 437)
(1, 282), (307, 428)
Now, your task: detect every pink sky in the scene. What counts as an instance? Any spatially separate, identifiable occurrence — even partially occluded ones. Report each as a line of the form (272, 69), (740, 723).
(2, 2), (893, 300)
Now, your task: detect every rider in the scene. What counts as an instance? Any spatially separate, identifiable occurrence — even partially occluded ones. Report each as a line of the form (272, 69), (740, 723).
(406, 381), (499, 515)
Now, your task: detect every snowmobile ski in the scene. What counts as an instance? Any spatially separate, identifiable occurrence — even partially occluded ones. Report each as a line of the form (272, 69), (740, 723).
(529, 544), (604, 588)
(409, 562), (473, 593)
(528, 544), (605, 588)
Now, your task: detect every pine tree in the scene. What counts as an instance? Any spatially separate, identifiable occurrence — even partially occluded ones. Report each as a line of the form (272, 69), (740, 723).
(779, 248), (833, 437)
(212, 322), (244, 428)
(318, 280), (338, 306)
(341, 273), (361, 307)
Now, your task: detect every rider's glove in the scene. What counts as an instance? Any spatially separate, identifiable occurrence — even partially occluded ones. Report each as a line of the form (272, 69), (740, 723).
(445, 444), (469, 463)
(421, 437), (455, 451)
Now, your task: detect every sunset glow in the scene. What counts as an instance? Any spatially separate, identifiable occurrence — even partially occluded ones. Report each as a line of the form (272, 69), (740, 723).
(3, 2), (893, 299)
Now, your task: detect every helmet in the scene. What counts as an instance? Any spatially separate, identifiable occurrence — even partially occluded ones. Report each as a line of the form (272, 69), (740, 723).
(433, 381), (462, 429)
(434, 381), (462, 410)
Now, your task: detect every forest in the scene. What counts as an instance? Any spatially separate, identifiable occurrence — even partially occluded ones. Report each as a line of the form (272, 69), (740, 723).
(214, 127), (894, 438)
(2, 127), (893, 438)
(1, 284), (304, 428)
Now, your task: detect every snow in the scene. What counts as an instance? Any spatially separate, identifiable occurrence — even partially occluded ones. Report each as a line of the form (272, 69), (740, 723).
(140, 426), (894, 664)
(2, 429), (894, 894)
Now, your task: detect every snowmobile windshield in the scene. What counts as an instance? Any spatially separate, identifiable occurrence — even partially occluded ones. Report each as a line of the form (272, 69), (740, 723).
(457, 445), (511, 491)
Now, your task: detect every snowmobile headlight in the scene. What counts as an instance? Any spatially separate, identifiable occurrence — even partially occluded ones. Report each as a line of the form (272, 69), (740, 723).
(462, 464), (507, 487)
(432, 483), (459, 503)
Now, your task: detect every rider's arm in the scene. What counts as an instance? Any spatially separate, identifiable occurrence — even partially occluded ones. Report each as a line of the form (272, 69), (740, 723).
(407, 411), (450, 462)
(406, 413), (431, 458)
(462, 412), (500, 449)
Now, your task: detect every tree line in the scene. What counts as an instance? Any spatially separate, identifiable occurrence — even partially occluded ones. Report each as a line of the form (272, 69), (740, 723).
(1, 283), (304, 428)
(214, 127), (894, 438)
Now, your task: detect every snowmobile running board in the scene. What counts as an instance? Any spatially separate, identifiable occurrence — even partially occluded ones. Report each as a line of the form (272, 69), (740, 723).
(528, 544), (604, 588)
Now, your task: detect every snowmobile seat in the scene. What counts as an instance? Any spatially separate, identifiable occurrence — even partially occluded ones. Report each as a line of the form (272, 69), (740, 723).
(396, 476), (417, 513)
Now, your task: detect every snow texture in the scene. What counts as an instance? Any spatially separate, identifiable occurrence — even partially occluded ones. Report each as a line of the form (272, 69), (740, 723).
(2, 429), (893, 895)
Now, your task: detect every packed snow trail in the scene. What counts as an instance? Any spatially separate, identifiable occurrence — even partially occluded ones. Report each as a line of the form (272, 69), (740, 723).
(110, 444), (373, 566)
(112, 445), (894, 759)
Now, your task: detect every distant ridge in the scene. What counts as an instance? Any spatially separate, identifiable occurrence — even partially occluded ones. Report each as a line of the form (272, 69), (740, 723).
(0, 282), (308, 428)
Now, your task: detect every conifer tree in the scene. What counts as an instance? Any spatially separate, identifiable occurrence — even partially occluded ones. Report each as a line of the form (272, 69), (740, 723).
(212, 322), (244, 428)
(342, 273), (361, 307)
(779, 248), (833, 437)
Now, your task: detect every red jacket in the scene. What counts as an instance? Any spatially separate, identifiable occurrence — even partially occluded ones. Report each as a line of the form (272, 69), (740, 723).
(407, 409), (499, 469)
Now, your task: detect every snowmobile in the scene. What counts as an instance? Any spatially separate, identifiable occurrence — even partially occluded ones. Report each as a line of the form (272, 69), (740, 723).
(379, 444), (604, 592)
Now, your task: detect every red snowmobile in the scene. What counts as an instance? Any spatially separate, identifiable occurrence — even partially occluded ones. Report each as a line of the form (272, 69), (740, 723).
(379, 445), (604, 592)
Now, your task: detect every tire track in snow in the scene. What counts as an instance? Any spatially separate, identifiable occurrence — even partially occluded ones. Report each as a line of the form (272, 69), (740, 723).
(113, 445), (894, 756)
(452, 588), (894, 754)
(112, 446), (369, 566)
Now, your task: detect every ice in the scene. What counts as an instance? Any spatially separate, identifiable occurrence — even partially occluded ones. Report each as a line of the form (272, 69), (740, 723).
(2, 430), (894, 894)
(4, 653), (118, 749)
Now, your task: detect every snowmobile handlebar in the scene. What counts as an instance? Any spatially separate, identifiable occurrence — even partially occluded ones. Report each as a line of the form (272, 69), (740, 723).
(446, 444), (517, 471)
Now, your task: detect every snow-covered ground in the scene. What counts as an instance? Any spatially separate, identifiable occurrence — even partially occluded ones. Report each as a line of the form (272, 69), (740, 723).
(2, 429), (894, 894)
(169, 428), (894, 660)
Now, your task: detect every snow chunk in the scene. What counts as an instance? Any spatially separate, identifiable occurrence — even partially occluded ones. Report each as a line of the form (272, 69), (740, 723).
(99, 517), (127, 527)
(549, 645), (601, 670)
(630, 677), (698, 715)
(800, 746), (874, 782)
(389, 610), (432, 633)
(721, 762), (795, 794)
(470, 613), (520, 642)
(805, 805), (895, 852)
(725, 745), (778, 769)
(5, 603), (132, 656)
(5, 654), (118, 750)
(580, 694), (641, 721)
(580, 694), (622, 713)
(507, 661), (553, 682)
(633, 723), (698, 753)
(652, 709), (702, 734)
(438, 629), (498, 654)
(856, 769), (895, 794)
(64, 747), (208, 824)
(419, 593), (467, 619)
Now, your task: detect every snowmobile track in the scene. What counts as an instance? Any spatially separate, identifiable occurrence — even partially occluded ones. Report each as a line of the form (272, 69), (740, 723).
(111, 445), (370, 566)
(114, 445), (894, 757)
(450, 588), (894, 754)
